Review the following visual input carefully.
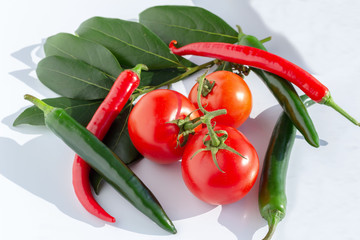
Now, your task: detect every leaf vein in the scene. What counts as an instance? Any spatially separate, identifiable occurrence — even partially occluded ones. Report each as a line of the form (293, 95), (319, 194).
(63, 101), (102, 111)
(83, 26), (182, 67)
(143, 20), (238, 40)
(40, 66), (111, 91)
(46, 43), (117, 81)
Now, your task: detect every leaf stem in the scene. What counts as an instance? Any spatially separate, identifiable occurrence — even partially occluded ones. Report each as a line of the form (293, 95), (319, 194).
(132, 59), (219, 100)
(157, 59), (219, 89)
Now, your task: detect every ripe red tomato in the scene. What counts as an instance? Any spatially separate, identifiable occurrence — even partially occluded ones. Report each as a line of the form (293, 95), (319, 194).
(128, 89), (200, 164)
(188, 71), (252, 128)
(181, 125), (259, 205)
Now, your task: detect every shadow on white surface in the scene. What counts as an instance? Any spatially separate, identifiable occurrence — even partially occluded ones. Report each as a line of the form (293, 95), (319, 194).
(192, 0), (314, 73)
(9, 42), (57, 98)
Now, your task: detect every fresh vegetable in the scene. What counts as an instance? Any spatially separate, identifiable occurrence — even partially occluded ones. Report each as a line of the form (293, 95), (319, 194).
(258, 95), (315, 240)
(188, 70), (252, 128)
(13, 5), (359, 237)
(128, 89), (200, 164)
(169, 40), (360, 126)
(237, 33), (320, 148)
(72, 64), (145, 223)
(181, 125), (259, 205)
(23, 94), (176, 234)
(181, 72), (259, 205)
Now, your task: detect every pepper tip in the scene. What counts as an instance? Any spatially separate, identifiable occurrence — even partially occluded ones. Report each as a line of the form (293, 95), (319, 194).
(169, 40), (178, 49)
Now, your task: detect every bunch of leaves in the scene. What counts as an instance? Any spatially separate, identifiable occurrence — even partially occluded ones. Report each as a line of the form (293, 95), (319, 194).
(14, 5), (239, 165)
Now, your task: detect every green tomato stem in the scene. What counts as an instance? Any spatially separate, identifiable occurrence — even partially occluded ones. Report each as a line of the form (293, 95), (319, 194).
(196, 72), (225, 147)
(196, 72), (209, 114)
(205, 119), (221, 147)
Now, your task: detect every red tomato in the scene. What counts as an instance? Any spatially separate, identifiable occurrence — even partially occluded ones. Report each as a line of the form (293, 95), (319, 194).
(181, 125), (259, 205)
(188, 71), (252, 128)
(128, 89), (200, 164)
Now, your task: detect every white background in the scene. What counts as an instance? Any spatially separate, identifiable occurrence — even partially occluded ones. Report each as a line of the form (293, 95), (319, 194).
(1, 0), (360, 239)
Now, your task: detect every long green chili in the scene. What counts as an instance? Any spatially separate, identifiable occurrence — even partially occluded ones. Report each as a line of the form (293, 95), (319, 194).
(24, 94), (176, 234)
(238, 34), (319, 148)
(258, 95), (315, 240)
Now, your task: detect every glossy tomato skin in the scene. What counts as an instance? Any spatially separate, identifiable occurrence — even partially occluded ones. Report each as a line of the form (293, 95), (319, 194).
(181, 125), (259, 205)
(188, 71), (252, 128)
(128, 89), (200, 164)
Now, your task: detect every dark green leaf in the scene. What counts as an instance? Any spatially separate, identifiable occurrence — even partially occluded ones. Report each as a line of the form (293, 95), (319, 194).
(13, 97), (101, 126)
(89, 168), (104, 195)
(103, 107), (142, 165)
(44, 33), (123, 80)
(75, 17), (183, 70)
(139, 5), (238, 46)
(36, 56), (114, 100)
(140, 68), (186, 86)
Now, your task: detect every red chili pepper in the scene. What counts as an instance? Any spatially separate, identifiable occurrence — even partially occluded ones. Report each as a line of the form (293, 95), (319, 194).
(72, 64), (146, 222)
(169, 40), (360, 126)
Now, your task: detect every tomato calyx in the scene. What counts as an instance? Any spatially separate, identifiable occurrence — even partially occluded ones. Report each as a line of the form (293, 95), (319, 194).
(190, 128), (247, 173)
(232, 64), (250, 78)
(167, 110), (202, 147)
(198, 77), (215, 97)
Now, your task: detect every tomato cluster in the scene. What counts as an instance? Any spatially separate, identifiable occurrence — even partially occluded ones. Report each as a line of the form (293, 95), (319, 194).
(128, 71), (259, 205)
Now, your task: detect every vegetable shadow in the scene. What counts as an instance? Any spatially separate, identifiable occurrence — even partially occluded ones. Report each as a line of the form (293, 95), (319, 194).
(192, 0), (314, 73)
(215, 104), (282, 239)
(0, 125), (181, 236)
(0, 132), (110, 227)
(5, 43), (215, 235)
(1, 120), (216, 236)
(9, 41), (56, 97)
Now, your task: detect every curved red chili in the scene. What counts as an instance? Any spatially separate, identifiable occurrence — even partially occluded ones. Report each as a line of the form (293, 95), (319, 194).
(169, 40), (359, 126)
(72, 64), (146, 222)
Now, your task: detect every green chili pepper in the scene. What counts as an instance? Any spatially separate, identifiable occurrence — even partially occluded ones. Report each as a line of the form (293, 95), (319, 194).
(258, 95), (315, 240)
(24, 94), (176, 234)
(238, 34), (319, 148)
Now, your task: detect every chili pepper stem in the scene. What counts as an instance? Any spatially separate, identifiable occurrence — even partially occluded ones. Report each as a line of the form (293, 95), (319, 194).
(260, 36), (272, 44)
(132, 64), (148, 77)
(24, 94), (53, 115)
(263, 211), (282, 240)
(321, 92), (360, 126)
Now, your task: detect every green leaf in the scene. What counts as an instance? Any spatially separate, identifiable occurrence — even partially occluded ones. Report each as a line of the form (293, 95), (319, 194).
(89, 168), (104, 195)
(44, 33), (123, 80)
(36, 56), (114, 100)
(140, 68), (186, 87)
(13, 97), (101, 126)
(103, 107), (142, 165)
(139, 5), (238, 46)
(75, 17), (183, 70)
